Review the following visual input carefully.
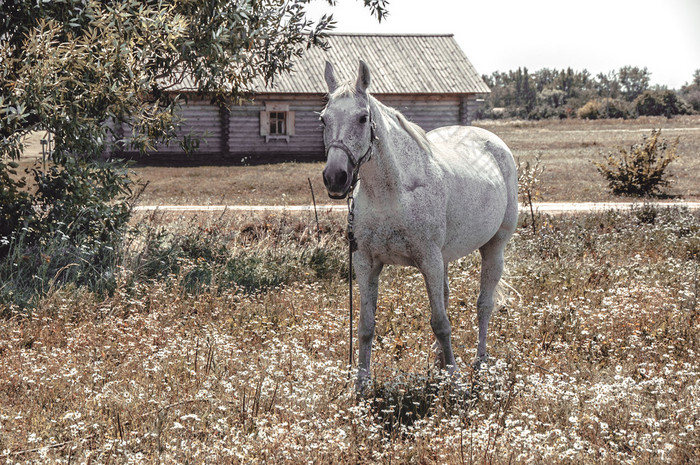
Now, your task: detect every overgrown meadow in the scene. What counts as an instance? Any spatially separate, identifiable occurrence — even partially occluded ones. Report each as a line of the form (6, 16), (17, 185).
(1, 206), (698, 463)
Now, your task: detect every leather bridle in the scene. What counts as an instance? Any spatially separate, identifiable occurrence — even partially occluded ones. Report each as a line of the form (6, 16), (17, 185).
(324, 112), (377, 200)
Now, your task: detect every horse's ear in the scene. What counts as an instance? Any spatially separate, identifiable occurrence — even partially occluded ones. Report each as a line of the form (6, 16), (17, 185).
(324, 61), (338, 93)
(356, 60), (371, 93)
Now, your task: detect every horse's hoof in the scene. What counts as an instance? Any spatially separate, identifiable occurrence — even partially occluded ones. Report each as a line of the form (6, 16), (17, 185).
(434, 357), (446, 371)
(448, 365), (460, 378)
(472, 354), (489, 371)
(432, 340), (447, 370)
(443, 366), (465, 389)
(355, 374), (372, 399)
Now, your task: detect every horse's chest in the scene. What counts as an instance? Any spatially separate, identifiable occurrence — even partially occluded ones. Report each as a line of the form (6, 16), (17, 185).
(354, 207), (439, 266)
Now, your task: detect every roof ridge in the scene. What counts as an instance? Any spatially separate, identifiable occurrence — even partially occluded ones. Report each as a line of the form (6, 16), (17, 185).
(327, 32), (454, 38)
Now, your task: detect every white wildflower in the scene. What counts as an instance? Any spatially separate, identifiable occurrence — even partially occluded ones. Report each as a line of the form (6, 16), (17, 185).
(62, 411), (82, 421)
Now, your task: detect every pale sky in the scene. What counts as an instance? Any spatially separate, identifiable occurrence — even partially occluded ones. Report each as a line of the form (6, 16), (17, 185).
(306, 0), (700, 89)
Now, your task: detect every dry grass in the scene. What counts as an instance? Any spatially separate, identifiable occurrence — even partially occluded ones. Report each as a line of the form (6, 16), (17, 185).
(13, 116), (700, 205)
(132, 163), (328, 207)
(3, 116), (699, 463)
(476, 116), (700, 202)
(1, 207), (698, 463)
(131, 115), (700, 205)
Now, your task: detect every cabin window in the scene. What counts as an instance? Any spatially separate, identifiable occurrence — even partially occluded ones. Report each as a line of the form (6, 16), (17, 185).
(260, 103), (295, 142)
(269, 112), (286, 135)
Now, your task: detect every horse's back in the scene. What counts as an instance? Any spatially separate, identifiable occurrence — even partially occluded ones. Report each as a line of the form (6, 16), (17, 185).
(428, 126), (515, 180)
(427, 125), (518, 257)
(428, 125), (517, 201)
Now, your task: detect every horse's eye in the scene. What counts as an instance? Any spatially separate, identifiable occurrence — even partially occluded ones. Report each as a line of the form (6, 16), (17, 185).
(359, 115), (368, 124)
(320, 116), (326, 126)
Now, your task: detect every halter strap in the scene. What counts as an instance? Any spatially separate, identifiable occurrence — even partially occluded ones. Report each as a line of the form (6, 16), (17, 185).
(324, 112), (377, 198)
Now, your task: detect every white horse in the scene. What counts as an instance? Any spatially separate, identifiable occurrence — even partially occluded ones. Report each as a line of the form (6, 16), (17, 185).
(321, 60), (518, 393)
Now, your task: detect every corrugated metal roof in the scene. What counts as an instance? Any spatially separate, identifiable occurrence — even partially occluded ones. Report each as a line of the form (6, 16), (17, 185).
(255, 33), (490, 95)
(167, 34), (489, 95)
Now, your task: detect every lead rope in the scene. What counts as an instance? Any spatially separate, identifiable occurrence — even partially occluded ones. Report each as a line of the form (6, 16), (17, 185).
(342, 114), (374, 380)
(346, 193), (356, 378)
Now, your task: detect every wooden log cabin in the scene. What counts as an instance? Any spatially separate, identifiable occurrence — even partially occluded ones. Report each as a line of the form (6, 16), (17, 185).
(126, 33), (490, 164)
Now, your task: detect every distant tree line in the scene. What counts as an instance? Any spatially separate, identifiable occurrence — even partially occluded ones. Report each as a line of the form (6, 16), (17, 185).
(478, 66), (700, 120)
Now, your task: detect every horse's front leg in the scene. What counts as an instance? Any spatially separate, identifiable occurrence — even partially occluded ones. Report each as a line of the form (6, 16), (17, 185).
(418, 251), (457, 374)
(354, 252), (383, 395)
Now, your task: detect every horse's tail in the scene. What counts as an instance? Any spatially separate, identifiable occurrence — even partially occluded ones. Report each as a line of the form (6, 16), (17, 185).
(495, 264), (522, 310)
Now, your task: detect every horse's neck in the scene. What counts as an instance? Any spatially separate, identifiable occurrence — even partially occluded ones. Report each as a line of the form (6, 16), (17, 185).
(359, 98), (429, 199)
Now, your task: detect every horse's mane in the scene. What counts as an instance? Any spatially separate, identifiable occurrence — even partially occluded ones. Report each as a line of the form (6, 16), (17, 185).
(369, 96), (432, 154)
(394, 111), (431, 154)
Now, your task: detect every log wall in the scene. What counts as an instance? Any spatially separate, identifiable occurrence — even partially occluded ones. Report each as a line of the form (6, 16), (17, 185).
(128, 93), (483, 164)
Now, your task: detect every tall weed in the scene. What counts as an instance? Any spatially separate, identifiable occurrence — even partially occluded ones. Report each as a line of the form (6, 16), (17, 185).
(126, 213), (347, 295)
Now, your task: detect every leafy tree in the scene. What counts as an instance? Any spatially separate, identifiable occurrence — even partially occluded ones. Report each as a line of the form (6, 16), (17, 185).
(618, 66), (650, 102)
(595, 71), (621, 101)
(680, 69), (700, 112)
(554, 67), (593, 101)
(536, 88), (566, 110)
(532, 68), (560, 92)
(1, 0), (387, 159)
(515, 67), (537, 115)
(480, 65), (686, 121)
(0, 0), (387, 305)
(635, 90), (688, 117)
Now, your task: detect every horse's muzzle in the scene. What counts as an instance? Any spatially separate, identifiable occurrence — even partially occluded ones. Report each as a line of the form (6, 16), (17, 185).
(328, 191), (348, 200)
(322, 164), (352, 199)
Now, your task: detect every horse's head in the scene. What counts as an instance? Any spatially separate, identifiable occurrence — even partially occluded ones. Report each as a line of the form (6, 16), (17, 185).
(321, 60), (375, 199)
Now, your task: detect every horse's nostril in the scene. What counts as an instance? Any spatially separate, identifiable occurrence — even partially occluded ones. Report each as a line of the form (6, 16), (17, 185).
(337, 171), (348, 186)
(323, 171), (331, 188)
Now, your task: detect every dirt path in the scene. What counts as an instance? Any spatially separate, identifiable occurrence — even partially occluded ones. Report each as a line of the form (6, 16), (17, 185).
(133, 201), (700, 214)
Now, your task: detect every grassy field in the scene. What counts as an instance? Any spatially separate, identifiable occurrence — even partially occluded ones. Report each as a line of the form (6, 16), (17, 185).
(125, 115), (700, 205)
(0, 206), (698, 463)
(2, 117), (698, 463)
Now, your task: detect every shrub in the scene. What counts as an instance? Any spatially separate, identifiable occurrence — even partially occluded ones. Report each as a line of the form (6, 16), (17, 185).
(0, 158), (133, 310)
(602, 98), (634, 119)
(125, 215), (348, 295)
(594, 129), (679, 197)
(680, 71), (700, 112)
(634, 90), (689, 117)
(577, 99), (633, 119)
(682, 89), (700, 112)
(528, 104), (568, 120)
(224, 253), (295, 292)
(0, 161), (33, 257)
(517, 153), (545, 234)
(577, 100), (601, 120)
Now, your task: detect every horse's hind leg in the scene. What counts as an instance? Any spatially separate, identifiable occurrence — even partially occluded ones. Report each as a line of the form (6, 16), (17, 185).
(433, 262), (450, 369)
(443, 262), (450, 308)
(419, 251), (457, 374)
(475, 234), (507, 367)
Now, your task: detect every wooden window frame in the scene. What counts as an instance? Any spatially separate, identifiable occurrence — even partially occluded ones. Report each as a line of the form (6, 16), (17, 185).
(269, 111), (286, 135)
(260, 103), (295, 142)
